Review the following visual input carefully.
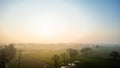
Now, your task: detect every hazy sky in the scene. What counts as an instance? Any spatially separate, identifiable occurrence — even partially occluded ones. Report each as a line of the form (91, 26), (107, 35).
(0, 0), (120, 44)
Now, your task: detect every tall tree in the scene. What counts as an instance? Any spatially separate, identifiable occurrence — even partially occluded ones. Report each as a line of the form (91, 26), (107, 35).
(67, 48), (79, 62)
(17, 49), (23, 68)
(52, 54), (60, 68)
(80, 47), (92, 55)
(0, 44), (16, 68)
(110, 51), (120, 61)
(61, 53), (67, 65)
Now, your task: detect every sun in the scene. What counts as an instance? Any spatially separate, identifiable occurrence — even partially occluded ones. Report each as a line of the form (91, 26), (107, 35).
(33, 24), (56, 39)
(40, 26), (53, 37)
(25, 12), (67, 40)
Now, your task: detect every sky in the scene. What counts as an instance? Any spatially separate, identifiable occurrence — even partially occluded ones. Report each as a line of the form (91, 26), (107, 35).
(0, 0), (120, 44)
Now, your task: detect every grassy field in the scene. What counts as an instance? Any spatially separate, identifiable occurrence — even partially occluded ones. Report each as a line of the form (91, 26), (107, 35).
(9, 44), (120, 68)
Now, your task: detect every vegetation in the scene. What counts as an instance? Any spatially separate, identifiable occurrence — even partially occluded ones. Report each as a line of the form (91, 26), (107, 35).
(67, 48), (79, 62)
(60, 53), (67, 65)
(0, 44), (120, 68)
(80, 47), (92, 55)
(110, 51), (120, 61)
(52, 54), (60, 68)
(0, 44), (16, 68)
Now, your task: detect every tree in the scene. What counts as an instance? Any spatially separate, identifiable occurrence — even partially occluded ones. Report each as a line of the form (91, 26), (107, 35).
(60, 53), (67, 65)
(17, 49), (23, 68)
(67, 48), (79, 62)
(0, 44), (16, 68)
(52, 54), (60, 68)
(110, 51), (120, 61)
(95, 45), (100, 48)
(80, 47), (92, 55)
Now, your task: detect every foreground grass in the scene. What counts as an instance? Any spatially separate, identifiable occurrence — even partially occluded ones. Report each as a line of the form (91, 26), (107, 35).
(10, 45), (120, 68)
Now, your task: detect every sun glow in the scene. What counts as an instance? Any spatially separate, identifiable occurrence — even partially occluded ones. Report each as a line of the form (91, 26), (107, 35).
(0, 0), (92, 43)
(24, 13), (67, 40)
(41, 27), (50, 36)
(40, 25), (55, 38)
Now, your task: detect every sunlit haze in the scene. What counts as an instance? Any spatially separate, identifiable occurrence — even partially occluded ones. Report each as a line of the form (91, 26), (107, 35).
(0, 0), (120, 44)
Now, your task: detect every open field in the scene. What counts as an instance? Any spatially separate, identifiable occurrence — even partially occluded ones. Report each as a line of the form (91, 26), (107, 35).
(3, 44), (119, 68)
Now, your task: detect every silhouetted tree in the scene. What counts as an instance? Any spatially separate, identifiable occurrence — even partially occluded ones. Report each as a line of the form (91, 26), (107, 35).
(0, 44), (16, 68)
(60, 53), (67, 65)
(52, 54), (60, 68)
(80, 47), (92, 55)
(67, 48), (79, 62)
(95, 45), (100, 48)
(110, 51), (120, 61)
(17, 49), (23, 68)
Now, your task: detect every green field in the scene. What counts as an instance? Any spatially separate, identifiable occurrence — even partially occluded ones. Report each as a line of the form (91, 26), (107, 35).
(3, 44), (120, 68)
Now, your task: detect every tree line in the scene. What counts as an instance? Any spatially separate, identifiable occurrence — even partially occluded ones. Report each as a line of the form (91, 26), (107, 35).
(52, 47), (120, 68)
(0, 44), (120, 68)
